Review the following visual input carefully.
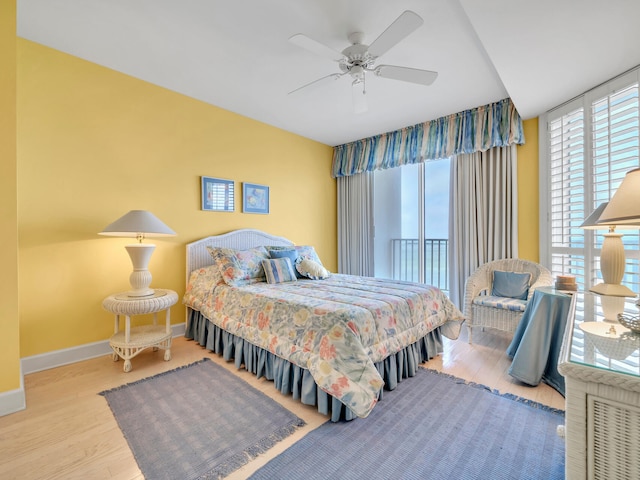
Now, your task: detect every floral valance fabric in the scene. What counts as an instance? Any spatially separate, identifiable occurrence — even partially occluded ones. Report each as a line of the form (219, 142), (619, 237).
(332, 97), (525, 177)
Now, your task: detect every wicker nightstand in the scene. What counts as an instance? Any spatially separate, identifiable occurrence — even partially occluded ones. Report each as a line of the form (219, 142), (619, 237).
(558, 292), (640, 480)
(102, 289), (179, 372)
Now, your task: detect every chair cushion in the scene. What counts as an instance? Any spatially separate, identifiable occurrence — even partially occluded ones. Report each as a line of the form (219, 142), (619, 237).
(491, 270), (531, 300)
(472, 295), (527, 312)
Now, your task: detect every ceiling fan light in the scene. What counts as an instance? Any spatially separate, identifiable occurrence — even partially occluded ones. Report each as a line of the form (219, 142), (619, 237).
(350, 64), (364, 78)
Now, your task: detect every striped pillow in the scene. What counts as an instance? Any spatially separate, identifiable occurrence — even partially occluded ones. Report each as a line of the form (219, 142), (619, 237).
(262, 258), (297, 284)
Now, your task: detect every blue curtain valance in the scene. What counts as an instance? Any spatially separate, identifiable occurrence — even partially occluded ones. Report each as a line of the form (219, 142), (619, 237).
(332, 97), (525, 178)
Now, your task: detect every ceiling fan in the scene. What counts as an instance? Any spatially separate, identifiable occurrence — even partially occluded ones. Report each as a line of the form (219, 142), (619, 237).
(288, 10), (438, 113)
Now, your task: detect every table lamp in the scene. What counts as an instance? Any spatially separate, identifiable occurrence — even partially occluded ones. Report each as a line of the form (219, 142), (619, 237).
(99, 210), (176, 297)
(580, 202), (636, 296)
(580, 202), (633, 320)
(597, 168), (640, 308)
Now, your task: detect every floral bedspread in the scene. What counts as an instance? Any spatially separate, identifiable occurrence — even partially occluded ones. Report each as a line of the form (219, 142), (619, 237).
(184, 270), (463, 418)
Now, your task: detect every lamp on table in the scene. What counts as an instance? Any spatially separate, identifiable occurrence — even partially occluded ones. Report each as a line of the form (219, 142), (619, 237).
(580, 202), (631, 320)
(582, 168), (640, 319)
(99, 210), (176, 297)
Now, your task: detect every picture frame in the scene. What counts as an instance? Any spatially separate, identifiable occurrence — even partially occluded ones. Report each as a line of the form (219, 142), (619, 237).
(201, 176), (235, 212)
(242, 183), (270, 214)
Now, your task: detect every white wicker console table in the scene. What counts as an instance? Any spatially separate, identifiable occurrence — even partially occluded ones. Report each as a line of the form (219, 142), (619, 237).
(103, 289), (178, 372)
(558, 294), (640, 480)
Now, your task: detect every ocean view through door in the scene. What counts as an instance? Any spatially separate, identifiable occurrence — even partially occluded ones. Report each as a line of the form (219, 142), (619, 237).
(373, 159), (450, 292)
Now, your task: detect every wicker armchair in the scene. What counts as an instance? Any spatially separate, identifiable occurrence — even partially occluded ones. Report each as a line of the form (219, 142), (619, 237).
(463, 259), (553, 344)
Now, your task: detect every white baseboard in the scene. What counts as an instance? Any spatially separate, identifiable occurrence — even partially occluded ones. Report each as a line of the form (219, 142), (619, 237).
(1, 324), (186, 417)
(0, 370), (25, 417)
(21, 323), (186, 375)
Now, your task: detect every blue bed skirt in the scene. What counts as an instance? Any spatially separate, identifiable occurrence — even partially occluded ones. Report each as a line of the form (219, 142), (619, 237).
(185, 309), (444, 422)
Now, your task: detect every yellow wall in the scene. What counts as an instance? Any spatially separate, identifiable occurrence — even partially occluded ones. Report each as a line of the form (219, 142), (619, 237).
(516, 118), (539, 262)
(0, 0), (21, 393)
(17, 39), (336, 357)
(14, 37), (541, 362)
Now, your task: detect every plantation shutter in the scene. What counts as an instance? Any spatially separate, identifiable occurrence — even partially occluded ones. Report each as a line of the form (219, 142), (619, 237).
(592, 83), (640, 206)
(548, 106), (586, 287)
(542, 68), (640, 321)
(590, 82), (640, 295)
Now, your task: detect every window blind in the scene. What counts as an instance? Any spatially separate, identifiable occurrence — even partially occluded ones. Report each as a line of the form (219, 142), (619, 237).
(548, 107), (586, 287)
(542, 68), (640, 321)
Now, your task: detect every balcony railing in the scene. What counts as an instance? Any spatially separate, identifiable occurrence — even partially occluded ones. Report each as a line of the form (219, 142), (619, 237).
(391, 238), (448, 291)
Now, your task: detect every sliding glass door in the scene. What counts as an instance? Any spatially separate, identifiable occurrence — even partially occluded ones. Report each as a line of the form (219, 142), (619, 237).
(373, 159), (450, 291)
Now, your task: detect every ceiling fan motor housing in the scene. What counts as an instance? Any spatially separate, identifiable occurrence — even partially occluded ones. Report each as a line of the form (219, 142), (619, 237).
(340, 38), (373, 80)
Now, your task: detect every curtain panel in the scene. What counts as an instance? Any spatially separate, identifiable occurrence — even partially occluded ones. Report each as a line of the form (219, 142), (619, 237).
(332, 98), (524, 178)
(337, 172), (374, 276)
(448, 145), (519, 308)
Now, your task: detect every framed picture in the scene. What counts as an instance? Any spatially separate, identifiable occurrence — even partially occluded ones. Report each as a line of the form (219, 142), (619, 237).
(201, 176), (234, 212)
(242, 183), (270, 214)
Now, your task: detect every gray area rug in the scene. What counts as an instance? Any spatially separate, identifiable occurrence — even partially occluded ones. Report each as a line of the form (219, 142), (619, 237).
(100, 358), (304, 480)
(250, 368), (565, 480)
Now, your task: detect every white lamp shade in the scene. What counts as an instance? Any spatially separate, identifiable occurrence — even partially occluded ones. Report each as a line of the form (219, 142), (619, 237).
(598, 168), (640, 227)
(99, 210), (176, 238)
(580, 202), (612, 230)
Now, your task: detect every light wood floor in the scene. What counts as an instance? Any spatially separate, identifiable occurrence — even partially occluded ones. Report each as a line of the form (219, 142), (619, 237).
(0, 327), (564, 480)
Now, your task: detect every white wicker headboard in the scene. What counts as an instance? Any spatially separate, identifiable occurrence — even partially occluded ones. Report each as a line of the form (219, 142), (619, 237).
(185, 228), (294, 286)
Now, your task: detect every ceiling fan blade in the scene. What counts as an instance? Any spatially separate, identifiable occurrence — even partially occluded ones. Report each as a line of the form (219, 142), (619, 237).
(374, 65), (438, 86)
(288, 33), (345, 62)
(368, 10), (423, 59)
(352, 80), (368, 114)
(288, 73), (344, 95)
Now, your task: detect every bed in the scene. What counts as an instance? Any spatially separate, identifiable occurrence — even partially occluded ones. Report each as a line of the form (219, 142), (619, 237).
(183, 229), (464, 421)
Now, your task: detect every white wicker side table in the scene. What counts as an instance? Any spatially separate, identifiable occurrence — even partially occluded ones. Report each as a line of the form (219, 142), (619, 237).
(102, 289), (179, 372)
(558, 292), (640, 480)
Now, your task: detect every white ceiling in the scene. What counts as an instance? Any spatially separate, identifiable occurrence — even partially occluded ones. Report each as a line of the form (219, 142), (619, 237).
(17, 0), (640, 146)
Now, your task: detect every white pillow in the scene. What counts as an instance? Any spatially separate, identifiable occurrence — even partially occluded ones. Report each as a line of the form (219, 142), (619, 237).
(295, 258), (330, 280)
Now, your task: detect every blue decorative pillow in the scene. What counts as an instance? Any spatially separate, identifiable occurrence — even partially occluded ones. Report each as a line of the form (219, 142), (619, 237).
(491, 270), (531, 300)
(269, 249), (300, 274)
(262, 258), (297, 284)
(267, 246), (324, 278)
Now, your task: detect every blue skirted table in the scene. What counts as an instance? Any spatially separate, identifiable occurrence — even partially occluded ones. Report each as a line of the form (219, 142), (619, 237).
(506, 286), (574, 395)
